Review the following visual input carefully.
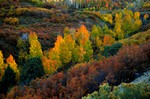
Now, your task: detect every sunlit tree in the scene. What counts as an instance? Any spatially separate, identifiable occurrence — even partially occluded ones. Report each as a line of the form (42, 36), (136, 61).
(103, 35), (115, 46)
(75, 25), (93, 61)
(122, 14), (133, 36)
(59, 34), (75, 65)
(6, 55), (20, 82)
(75, 25), (90, 45)
(114, 13), (124, 40)
(42, 56), (57, 74)
(48, 35), (63, 70)
(29, 32), (43, 58)
(83, 40), (93, 61)
(90, 25), (103, 56)
(91, 25), (102, 39)
(72, 45), (85, 63)
(133, 11), (142, 31)
(0, 51), (5, 81)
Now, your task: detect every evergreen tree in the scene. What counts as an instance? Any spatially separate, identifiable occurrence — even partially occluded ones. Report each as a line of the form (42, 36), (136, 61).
(102, 42), (122, 58)
(17, 38), (29, 65)
(20, 57), (44, 85)
(0, 65), (16, 95)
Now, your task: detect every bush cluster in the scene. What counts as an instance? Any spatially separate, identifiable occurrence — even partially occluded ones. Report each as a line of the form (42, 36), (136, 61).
(4, 17), (19, 25)
(6, 41), (150, 98)
(83, 83), (150, 99)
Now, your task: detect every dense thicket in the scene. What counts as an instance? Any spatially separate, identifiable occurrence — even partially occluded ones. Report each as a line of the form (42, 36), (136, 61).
(102, 42), (122, 58)
(6, 41), (150, 98)
(83, 83), (150, 99)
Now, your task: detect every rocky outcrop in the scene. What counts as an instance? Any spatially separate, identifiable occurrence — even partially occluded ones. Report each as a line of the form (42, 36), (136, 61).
(131, 68), (150, 84)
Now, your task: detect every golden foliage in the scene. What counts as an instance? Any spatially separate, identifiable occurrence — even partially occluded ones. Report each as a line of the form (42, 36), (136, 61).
(103, 35), (115, 46)
(4, 17), (19, 25)
(0, 51), (5, 81)
(0, 51), (4, 67)
(42, 56), (57, 74)
(29, 32), (43, 58)
(75, 25), (90, 45)
(134, 11), (140, 19)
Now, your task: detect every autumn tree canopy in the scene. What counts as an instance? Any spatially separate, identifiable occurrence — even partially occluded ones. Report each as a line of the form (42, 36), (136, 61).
(29, 32), (43, 58)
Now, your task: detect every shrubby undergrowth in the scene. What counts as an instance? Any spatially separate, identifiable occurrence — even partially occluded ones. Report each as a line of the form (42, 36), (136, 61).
(5, 41), (150, 98)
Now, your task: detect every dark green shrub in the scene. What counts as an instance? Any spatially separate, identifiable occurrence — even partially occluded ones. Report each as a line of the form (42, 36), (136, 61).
(102, 42), (122, 58)
(20, 57), (44, 85)
(0, 65), (16, 95)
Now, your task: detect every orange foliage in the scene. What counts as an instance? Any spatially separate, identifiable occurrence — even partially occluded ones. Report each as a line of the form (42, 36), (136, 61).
(42, 56), (57, 74)
(103, 35), (115, 46)
(106, 3), (109, 8)
(6, 54), (20, 82)
(134, 11), (140, 19)
(52, 35), (63, 52)
(6, 55), (14, 63)
(144, 14), (149, 20)
(75, 25), (90, 45)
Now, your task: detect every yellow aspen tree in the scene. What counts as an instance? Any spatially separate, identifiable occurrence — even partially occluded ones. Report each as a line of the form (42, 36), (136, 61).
(59, 40), (72, 65)
(83, 40), (93, 61)
(133, 11), (142, 31)
(0, 51), (5, 81)
(134, 11), (140, 20)
(59, 34), (75, 65)
(90, 25), (103, 56)
(91, 25), (102, 40)
(122, 14), (133, 35)
(42, 56), (57, 74)
(6, 55), (20, 82)
(114, 13), (124, 40)
(107, 14), (113, 24)
(75, 25), (90, 45)
(72, 45), (86, 63)
(48, 35), (63, 69)
(95, 37), (103, 51)
(75, 25), (93, 61)
(29, 32), (43, 58)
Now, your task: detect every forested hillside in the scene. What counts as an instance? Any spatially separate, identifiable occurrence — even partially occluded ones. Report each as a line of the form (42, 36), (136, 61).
(0, 0), (150, 98)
